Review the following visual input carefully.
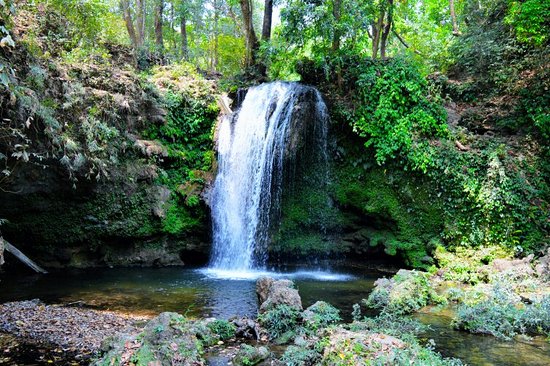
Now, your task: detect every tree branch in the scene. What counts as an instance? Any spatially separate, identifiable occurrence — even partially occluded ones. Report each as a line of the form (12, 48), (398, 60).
(392, 29), (422, 55)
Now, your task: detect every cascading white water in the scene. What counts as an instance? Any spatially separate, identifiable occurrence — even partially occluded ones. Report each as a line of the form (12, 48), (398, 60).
(208, 82), (329, 273)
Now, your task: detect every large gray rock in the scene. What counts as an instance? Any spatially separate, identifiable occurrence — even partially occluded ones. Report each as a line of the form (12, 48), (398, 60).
(256, 277), (302, 313)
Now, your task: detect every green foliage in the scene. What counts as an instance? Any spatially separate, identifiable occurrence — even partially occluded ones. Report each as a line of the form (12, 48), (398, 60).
(162, 200), (202, 234)
(333, 160), (445, 268)
(258, 304), (302, 340)
(434, 246), (512, 284)
(454, 284), (550, 339)
(365, 270), (445, 314)
(303, 301), (341, 332)
(506, 0), (550, 46)
(145, 64), (219, 235)
(351, 56), (448, 171)
(350, 312), (428, 337)
(281, 345), (321, 366)
(206, 319), (236, 341)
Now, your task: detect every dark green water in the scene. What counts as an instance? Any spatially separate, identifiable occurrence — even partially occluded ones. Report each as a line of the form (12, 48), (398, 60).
(1, 267), (549, 365)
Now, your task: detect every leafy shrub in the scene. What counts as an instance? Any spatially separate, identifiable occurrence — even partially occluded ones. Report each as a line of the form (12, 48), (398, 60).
(365, 270), (445, 315)
(281, 345), (321, 366)
(349, 312), (427, 338)
(454, 284), (550, 339)
(351, 56), (448, 172)
(506, 0), (550, 46)
(207, 319), (236, 341)
(302, 301), (341, 332)
(258, 304), (302, 340)
(372, 346), (464, 366)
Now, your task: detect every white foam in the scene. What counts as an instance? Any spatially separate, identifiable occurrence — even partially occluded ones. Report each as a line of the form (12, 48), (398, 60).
(198, 268), (354, 281)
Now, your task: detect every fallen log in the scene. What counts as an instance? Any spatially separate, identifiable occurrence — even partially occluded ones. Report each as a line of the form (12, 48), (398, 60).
(1, 237), (47, 274)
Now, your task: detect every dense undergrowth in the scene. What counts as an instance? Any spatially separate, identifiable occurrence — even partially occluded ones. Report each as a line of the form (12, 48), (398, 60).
(0, 2), (218, 264)
(278, 0), (550, 267)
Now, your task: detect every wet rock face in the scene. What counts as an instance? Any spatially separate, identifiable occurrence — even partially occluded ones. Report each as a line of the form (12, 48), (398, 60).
(256, 277), (303, 313)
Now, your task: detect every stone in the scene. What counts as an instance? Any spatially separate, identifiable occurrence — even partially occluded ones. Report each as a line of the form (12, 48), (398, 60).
(256, 277), (275, 304)
(94, 312), (205, 366)
(256, 277), (302, 313)
(321, 328), (406, 364)
(535, 248), (550, 281)
(232, 344), (270, 366)
(231, 317), (261, 340)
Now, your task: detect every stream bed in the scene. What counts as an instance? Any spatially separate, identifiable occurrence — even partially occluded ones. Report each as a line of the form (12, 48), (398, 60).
(1, 266), (549, 365)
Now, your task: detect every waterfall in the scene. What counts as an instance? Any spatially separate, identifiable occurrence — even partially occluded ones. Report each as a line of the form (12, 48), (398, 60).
(209, 82), (329, 272)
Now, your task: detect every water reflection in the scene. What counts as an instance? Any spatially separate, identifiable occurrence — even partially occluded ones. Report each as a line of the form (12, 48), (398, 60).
(416, 310), (550, 366)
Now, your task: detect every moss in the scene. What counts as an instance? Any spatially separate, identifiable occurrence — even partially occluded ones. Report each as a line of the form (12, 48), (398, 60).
(332, 159), (445, 267)
(161, 198), (203, 235)
(365, 270), (446, 314)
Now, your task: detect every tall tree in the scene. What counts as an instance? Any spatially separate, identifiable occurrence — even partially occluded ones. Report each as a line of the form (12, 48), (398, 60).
(240, 0), (258, 67)
(136, 0), (146, 47)
(332, 0), (342, 51)
(212, 0), (219, 71)
(370, 0), (394, 59)
(155, 0), (165, 60)
(449, 0), (461, 35)
(120, 0), (138, 49)
(180, 1), (189, 60)
(379, 0), (393, 59)
(261, 0), (273, 41)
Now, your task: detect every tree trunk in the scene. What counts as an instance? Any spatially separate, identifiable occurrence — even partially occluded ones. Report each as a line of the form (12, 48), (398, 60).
(450, 0), (461, 35)
(1, 238), (48, 274)
(120, 0), (138, 49)
(136, 0), (146, 48)
(155, 0), (164, 61)
(240, 0), (258, 67)
(380, 0), (393, 59)
(181, 17), (188, 60)
(332, 0), (342, 51)
(213, 0), (219, 71)
(371, 16), (383, 58)
(261, 0), (273, 41)
(180, 1), (189, 60)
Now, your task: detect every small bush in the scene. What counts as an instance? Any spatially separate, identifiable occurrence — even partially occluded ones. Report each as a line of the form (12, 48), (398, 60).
(207, 319), (236, 341)
(258, 304), (302, 340)
(281, 345), (321, 366)
(365, 270), (445, 315)
(349, 312), (427, 338)
(302, 301), (341, 332)
(454, 284), (550, 339)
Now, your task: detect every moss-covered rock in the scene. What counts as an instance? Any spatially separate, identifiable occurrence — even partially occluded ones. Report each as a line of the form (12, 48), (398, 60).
(365, 269), (445, 314)
(232, 344), (270, 366)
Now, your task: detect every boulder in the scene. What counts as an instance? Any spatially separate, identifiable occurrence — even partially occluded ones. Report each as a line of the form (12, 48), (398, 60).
(232, 317), (261, 340)
(256, 277), (275, 304)
(321, 328), (406, 364)
(256, 277), (302, 313)
(535, 248), (550, 281)
(232, 344), (270, 366)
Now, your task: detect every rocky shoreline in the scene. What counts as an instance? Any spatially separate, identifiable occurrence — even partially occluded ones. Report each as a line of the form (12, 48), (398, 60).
(0, 277), (463, 366)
